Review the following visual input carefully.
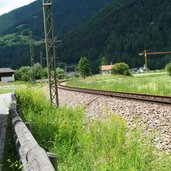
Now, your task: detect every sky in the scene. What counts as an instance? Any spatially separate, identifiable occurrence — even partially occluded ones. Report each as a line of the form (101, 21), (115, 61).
(0, 0), (36, 16)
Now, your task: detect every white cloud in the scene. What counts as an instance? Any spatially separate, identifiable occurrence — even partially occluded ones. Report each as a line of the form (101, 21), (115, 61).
(0, 0), (36, 16)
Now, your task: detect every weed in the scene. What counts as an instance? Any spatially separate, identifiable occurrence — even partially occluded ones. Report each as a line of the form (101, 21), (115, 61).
(16, 87), (171, 171)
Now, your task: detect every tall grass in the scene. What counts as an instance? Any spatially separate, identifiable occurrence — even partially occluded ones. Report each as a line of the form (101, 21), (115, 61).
(17, 88), (171, 170)
(67, 73), (171, 96)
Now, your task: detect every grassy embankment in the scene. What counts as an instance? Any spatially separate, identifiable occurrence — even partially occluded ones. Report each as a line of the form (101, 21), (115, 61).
(10, 86), (171, 171)
(67, 72), (171, 96)
(0, 83), (15, 94)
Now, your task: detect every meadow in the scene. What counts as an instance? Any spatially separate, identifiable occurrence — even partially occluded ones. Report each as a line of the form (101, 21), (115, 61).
(67, 72), (171, 96)
(9, 86), (170, 171)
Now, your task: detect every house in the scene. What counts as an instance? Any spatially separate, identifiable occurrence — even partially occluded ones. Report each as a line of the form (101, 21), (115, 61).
(101, 65), (115, 74)
(0, 68), (15, 82)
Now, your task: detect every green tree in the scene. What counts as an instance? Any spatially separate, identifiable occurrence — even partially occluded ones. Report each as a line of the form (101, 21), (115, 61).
(56, 67), (65, 79)
(99, 56), (109, 73)
(111, 62), (131, 76)
(30, 63), (43, 80)
(42, 67), (48, 79)
(165, 62), (171, 76)
(77, 56), (91, 78)
(100, 56), (108, 65)
(15, 66), (31, 81)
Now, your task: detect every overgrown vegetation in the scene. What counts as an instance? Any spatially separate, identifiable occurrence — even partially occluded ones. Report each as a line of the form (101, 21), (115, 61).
(16, 87), (171, 170)
(67, 72), (171, 96)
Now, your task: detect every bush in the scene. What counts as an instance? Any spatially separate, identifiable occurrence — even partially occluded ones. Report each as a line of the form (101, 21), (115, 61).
(15, 66), (31, 81)
(56, 67), (65, 79)
(165, 62), (171, 76)
(30, 63), (44, 80)
(111, 62), (131, 75)
(15, 64), (48, 81)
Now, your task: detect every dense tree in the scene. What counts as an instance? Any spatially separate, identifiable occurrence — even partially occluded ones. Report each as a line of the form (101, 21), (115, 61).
(42, 68), (48, 79)
(15, 64), (45, 81)
(2, 0), (171, 73)
(15, 65), (67, 81)
(77, 56), (91, 78)
(0, 0), (112, 36)
(15, 66), (31, 81)
(111, 62), (131, 76)
(59, 0), (171, 73)
(30, 63), (43, 80)
(100, 56), (109, 65)
(56, 67), (65, 79)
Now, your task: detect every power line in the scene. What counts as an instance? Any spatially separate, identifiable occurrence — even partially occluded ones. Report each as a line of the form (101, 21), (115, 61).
(42, 0), (59, 106)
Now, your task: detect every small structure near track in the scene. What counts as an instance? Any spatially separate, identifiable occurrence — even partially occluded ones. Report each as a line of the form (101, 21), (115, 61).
(0, 68), (15, 82)
(101, 65), (114, 74)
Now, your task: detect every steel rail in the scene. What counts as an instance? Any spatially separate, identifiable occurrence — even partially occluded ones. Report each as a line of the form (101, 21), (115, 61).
(58, 83), (171, 105)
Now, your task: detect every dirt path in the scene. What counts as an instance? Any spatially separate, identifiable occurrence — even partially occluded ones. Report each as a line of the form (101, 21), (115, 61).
(0, 93), (12, 170)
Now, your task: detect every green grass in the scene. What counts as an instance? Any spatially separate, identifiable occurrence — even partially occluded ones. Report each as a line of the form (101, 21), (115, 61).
(0, 85), (15, 94)
(0, 33), (28, 46)
(15, 87), (171, 171)
(67, 72), (171, 96)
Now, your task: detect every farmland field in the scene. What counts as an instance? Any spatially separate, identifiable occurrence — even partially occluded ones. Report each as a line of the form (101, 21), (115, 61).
(67, 72), (171, 96)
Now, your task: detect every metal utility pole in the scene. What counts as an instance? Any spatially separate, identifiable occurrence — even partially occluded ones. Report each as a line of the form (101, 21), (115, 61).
(144, 50), (147, 70)
(40, 51), (43, 66)
(29, 31), (34, 67)
(139, 50), (171, 70)
(42, 0), (59, 106)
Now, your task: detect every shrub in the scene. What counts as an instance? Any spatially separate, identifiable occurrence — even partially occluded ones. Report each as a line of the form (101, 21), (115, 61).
(15, 64), (48, 81)
(111, 62), (131, 75)
(15, 66), (31, 81)
(30, 63), (44, 80)
(56, 67), (65, 79)
(165, 62), (171, 76)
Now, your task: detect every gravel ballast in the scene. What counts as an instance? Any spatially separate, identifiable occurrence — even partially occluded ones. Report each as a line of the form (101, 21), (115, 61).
(58, 88), (171, 153)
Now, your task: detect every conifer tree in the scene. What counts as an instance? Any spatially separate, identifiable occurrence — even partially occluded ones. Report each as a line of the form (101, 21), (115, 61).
(77, 56), (91, 78)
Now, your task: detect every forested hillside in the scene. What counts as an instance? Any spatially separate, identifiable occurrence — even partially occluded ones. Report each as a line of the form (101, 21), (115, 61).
(59, 0), (171, 72)
(0, 0), (112, 37)
(1, 0), (171, 72)
(0, 0), (112, 69)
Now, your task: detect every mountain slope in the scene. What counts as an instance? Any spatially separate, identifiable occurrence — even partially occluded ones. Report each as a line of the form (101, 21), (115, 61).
(0, 0), (112, 37)
(0, 0), (113, 69)
(59, 0), (171, 72)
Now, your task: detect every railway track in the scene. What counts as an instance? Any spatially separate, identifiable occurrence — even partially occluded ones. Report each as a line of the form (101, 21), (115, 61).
(58, 82), (171, 105)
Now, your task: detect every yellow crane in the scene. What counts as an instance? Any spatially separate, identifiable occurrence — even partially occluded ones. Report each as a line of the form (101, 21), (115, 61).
(139, 50), (171, 70)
